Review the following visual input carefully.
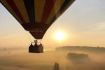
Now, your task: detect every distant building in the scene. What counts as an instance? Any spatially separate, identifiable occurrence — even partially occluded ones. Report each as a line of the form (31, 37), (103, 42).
(54, 62), (59, 70)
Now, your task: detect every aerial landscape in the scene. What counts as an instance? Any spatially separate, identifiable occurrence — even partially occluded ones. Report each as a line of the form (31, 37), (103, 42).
(0, 0), (105, 70)
(0, 46), (105, 70)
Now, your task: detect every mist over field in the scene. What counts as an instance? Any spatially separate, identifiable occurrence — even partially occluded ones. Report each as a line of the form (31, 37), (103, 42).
(0, 46), (105, 70)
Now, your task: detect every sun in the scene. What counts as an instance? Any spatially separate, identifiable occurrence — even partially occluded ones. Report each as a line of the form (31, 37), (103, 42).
(54, 31), (67, 42)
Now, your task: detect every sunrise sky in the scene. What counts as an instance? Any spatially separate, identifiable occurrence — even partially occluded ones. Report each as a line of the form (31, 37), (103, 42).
(0, 0), (105, 49)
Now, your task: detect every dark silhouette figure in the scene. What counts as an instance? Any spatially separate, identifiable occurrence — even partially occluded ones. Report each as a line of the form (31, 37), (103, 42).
(29, 40), (43, 53)
(54, 62), (59, 70)
(29, 43), (34, 52)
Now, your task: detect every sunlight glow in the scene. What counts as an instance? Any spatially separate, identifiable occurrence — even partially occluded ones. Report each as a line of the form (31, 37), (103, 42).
(54, 31), (67, 42)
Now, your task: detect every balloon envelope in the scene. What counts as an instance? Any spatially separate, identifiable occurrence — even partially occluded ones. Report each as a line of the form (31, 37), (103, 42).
(0, 0), (75, 39)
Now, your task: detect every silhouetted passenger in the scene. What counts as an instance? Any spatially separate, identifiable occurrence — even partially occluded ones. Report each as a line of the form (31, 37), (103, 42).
(34, 40), (38, 46)
(38, 43), (43, 53)
(29, 43), (34, 52)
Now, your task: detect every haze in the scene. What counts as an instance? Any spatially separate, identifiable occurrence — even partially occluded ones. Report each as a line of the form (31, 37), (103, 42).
(0, 0), (105, 70)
